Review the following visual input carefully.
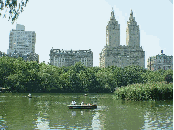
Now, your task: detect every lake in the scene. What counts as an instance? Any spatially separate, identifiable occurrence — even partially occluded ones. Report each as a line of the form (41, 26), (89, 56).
(0, 93), (173, 130)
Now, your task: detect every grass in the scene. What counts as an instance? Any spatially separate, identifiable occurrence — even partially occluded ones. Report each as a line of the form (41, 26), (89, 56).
(113, 81), (173, 101)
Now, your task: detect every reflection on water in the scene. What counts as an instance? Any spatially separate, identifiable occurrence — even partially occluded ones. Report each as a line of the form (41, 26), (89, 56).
(71, 111), (76, 116)
(0, 93), (173, 130)
(81, 110), (83, 115)
(34, 114), (50, 129)
(142, 105), (173, 129)
(69, 110), (104, 129)
(0, 115), (7, 130)
(33, 99), (50, 129)
(92, 112), (101, 130)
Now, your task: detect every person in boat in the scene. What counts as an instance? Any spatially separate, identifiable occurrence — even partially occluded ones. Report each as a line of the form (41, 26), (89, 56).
(28, 93), (31, 97)
(81, 101), (84, 105)
(71, 100), (76, 105)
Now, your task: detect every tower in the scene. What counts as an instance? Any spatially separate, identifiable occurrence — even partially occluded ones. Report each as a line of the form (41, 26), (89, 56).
(126, 10), (140, 47)
(100, 9), (145, 68)
(106, 8), (120, 48)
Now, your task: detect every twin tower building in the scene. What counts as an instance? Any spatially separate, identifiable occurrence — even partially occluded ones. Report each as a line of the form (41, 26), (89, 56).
(99, 9), (145, 68)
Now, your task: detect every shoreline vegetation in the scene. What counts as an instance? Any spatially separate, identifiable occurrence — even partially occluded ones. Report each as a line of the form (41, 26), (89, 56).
(0, 56), (173, 101)
(113, 81), (173, 101)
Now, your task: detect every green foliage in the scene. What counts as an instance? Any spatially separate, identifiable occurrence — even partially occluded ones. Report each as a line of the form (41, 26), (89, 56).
(165, 74), (173, 84)
(121, 65), (146, 86)
(0, 56), (173, 94)
(6, 73), (25, 92)
(114, 81), (173, 101)
(0, 0), (29, 24)
(71, 62), (86, 73)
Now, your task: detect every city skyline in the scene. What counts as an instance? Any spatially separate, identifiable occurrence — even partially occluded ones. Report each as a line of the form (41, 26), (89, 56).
(0, 0), (173, 67)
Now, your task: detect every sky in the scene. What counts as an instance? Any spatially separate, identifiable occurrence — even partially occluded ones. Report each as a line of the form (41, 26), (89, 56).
(0, 0), (173, 68)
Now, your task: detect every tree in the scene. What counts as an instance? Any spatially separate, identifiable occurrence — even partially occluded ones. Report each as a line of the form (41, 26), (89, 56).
(0, 0), (29, 24)
(0, 56), (17, 87)
(78, 70), (89, 92)
(113, 67), (123, 87)
(165, 74), (173, 84)
(6, 73), (26, 92)
(71, 62), (86, 73)
(122, 65), (145, 85)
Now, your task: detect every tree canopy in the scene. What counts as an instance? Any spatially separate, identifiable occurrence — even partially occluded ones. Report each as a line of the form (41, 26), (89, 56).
(0, 56), (173, 93)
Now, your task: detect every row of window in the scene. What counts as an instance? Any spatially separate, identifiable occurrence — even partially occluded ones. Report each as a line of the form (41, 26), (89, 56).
(157, 66), (171, 70)
(157, 60), (172, 63)
(53, 51), (91, 54)
(11, 31), (34, 34)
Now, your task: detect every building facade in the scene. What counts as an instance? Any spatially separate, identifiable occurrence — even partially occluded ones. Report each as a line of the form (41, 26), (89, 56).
(99, 9), (145, 68)
(49, 48), (93, 67)
(7, 24), (36, 55)
(11, 50), (39, 63)
(0, 50), (39, 62)
(7, 24), (39, 62)
(147, 52), (173, 71)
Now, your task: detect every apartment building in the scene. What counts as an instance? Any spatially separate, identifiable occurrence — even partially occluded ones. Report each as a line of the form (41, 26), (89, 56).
(147, 51), (173, 70)
(50, 48), (93, 67)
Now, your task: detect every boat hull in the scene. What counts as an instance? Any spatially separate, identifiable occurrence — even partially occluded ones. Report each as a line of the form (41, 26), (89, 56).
(67, 105), (97, 109)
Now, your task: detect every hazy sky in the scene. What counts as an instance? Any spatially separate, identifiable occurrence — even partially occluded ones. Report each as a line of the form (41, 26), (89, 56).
(0, 0), (173, 68)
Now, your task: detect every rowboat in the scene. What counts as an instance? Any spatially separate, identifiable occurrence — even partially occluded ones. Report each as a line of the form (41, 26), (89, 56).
(67, 104), (97, 109)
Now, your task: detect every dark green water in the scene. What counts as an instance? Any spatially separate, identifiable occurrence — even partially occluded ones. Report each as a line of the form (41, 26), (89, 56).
(0, 93), (173, 130)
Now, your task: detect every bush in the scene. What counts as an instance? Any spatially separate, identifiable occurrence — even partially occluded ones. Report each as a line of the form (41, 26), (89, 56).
(165, 74), (173, 84)
(114, 81), (173, 101)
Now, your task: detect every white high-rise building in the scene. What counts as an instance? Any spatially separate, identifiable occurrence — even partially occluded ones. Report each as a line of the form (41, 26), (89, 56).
(7, 24), (36, 55)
